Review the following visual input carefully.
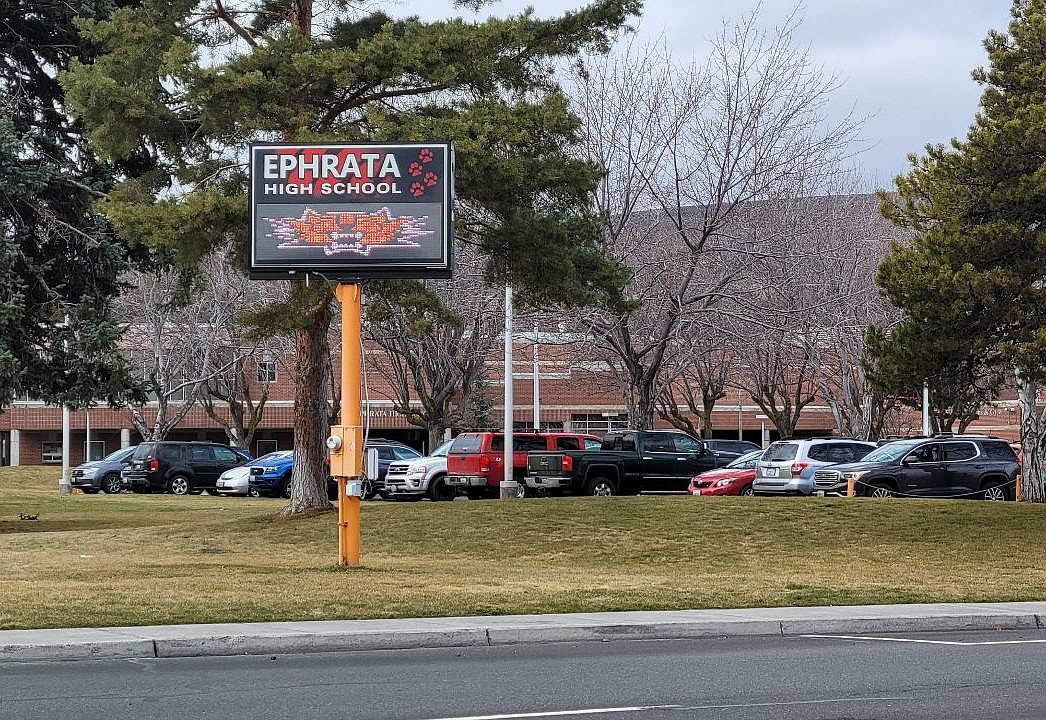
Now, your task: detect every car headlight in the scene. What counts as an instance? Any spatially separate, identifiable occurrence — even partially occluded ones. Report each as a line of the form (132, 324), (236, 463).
(841, 471), (868, 481)
(79, 468), (98, 478)
(714, 478), (734, 487)
(406, 463), (426, 474)
(262, 466), (279, 473)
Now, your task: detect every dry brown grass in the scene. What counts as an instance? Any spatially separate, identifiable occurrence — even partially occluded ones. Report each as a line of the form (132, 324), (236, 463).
(3, 466), (1046, 630)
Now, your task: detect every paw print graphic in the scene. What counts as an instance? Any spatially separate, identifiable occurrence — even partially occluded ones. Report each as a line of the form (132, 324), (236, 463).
(409, 162), (423, 177)
(424, 171), (438, 187)
(410, 182), (425, 197)
(419, 148), (434, 163)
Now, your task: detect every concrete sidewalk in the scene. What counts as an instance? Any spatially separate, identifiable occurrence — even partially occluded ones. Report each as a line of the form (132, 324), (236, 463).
(2, 602), (1044, 663)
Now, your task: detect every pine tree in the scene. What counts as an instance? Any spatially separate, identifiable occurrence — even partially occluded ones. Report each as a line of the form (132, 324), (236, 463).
(0, 0), (146, 409)
(878, 0), (1046, 500)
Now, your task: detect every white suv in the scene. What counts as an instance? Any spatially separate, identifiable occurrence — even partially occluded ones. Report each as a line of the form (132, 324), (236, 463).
(382, 440), (455, 501)
(752, 438), (876, 495)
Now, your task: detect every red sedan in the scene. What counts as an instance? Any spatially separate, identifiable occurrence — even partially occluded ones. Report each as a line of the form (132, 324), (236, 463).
(688, 449), (764, 496)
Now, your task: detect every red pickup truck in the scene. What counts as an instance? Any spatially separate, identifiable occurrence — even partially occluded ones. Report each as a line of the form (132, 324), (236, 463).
(446, 431), (602, 499)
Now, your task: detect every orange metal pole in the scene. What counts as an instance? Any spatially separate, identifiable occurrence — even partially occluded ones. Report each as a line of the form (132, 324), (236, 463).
(1016, 473), (1022, 502)
(335, 283), (363, 567)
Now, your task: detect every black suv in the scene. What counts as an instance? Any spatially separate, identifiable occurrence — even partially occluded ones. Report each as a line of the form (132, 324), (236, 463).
(812, 435), (1019, 500)
(122, 441), (252, 495)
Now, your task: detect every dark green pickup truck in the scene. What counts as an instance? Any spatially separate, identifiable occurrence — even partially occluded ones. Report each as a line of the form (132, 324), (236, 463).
(522, 429), (717, 496)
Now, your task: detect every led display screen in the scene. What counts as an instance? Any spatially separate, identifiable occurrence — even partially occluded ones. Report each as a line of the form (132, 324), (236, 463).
(249, 142), (453, 280)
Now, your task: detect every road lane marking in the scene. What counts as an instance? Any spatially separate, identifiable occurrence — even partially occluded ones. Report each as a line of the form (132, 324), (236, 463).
(416, 707), (682, 720)
(802, 634), (1046, 646)
(417, 697), (910, 720)
(675, 696), (908, 710)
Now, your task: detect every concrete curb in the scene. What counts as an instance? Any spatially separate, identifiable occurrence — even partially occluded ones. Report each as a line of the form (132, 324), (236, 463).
(2, 602), (1044, 663)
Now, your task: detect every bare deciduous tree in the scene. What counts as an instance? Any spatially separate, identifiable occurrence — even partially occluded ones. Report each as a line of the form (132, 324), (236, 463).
(195, 257), (294, 449)
(365, 244), (502, 450)
(116, 272), (233, 441)
(795, 195), (901, 439)
(116, 252), (291, 445)
(572, 10), (860, 429)
(655, 325), (738, 438)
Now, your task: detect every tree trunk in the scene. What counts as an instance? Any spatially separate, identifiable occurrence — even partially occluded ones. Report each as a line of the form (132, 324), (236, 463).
(1017, 370), (1045, 503)
(626, 375), (656, 430)
(701, 397), (717, 438)
(280, 283), (334, 516)
(426, 423), (447, 454)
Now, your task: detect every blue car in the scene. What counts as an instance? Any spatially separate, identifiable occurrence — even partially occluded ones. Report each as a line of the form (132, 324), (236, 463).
(246, 450), (295, 498)
(70, 445), (138, 494)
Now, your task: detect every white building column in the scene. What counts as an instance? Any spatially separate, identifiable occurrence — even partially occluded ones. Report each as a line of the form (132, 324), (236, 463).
(10, 429), (19, 467)
(60, 405), (71, 494)
(120, 428), (131, 449)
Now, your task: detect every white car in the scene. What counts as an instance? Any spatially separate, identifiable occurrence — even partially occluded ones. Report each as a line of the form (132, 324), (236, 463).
(383, 440), (454, 501)
(216, 465), (252, 496)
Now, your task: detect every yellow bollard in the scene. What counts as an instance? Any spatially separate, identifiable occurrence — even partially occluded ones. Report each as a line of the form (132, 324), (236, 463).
(846, 476), (855, 498)
(1016, 473), (1022, 502)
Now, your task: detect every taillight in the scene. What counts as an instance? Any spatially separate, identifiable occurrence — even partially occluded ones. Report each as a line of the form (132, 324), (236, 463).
(149, 459), (160, 472)
(563, 455), (573, 472)
(790, 462), (809, 477)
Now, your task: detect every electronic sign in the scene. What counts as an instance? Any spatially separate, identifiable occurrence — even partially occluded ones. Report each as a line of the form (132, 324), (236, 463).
(249, 142), (453, 280)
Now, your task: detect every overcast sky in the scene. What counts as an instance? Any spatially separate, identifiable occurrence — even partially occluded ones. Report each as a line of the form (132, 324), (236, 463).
(404, 1), (1013, 191)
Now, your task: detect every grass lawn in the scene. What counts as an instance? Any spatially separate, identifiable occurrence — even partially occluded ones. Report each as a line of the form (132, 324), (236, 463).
(2, 465), (1045, 630)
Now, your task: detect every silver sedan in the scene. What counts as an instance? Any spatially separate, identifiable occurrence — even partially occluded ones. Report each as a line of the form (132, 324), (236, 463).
(215, 465), (252, 496)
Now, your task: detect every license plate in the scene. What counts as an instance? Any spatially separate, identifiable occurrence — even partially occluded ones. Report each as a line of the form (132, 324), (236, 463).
(763, 467), (779, 477)
(694, 489), (702, 495)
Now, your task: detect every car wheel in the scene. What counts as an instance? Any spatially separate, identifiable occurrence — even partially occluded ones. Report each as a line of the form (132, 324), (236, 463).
(280, 475), (293, 499)
(426, 474), (455, 502)
(867, 481), (894, 498)
(361, 477), (376, 500)
(168, 475), (192, 496)
(981, 482), (1009, 502)
(247, 487), (261, 498)
(516, 481), (527, 498)
(101, 474), (123, 494)
(739, 484), (753, 496)
(584, 477), (615, 497)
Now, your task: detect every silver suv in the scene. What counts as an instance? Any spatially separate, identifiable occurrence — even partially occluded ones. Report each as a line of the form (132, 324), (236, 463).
(752, 438), (876, 495)
(383, 440), (454, 501)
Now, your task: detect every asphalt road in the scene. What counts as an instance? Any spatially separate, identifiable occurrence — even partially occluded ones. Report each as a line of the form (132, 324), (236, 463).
(3, 631), (1045, 720)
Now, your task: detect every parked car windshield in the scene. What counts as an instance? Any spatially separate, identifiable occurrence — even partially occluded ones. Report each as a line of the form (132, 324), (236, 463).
(862, 440), (921, 463)
(392, 446), (422, 460)
(103, 446), (136, 463)
(253, 450), (293, 464)
(430, 440), (453, 457)
(726, 449), (764, 469)
(763, 442), (798, 461)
